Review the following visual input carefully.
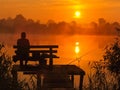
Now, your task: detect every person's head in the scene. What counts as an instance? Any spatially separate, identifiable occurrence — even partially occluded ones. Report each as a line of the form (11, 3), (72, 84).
(21, 32), (26, 39)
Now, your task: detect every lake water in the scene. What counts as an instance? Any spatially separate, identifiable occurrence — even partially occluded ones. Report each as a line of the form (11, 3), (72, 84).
(0, 33), (116, 89)
(0, 33), (116, 69)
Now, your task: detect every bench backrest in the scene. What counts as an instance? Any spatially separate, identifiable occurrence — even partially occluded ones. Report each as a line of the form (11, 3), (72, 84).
(13, 45), (59, 66)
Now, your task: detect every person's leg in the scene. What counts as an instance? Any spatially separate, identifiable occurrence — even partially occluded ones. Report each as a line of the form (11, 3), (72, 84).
(25, 59), (28, 66)
(25, 55), (28, 66)
(20, 60), (23, 66)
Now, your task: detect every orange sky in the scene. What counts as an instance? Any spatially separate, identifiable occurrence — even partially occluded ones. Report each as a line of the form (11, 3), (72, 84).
(0, 0), (120, 23)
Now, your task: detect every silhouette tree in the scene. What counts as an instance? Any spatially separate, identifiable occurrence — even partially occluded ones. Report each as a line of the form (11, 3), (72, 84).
(84, 37), (120, 90)
(103, 37), (120, 89)
(104, 38), (120, 74)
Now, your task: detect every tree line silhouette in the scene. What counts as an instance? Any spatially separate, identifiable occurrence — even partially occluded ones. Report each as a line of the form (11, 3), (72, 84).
(0, 14), (120, 35)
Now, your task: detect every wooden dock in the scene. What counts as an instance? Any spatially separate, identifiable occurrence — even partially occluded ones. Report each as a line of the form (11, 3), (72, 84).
(12, 45), (85, 90)
(12, 65), (85, 90)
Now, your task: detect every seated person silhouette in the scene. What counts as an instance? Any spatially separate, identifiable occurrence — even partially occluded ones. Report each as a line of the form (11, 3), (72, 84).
(16, 32), (30, 66)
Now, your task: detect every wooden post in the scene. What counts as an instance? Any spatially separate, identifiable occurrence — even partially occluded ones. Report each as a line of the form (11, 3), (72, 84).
(71, 75), (74, 88)
(49, 48), (53, 70)
(37, 73), (41, 90)
(79, 75), (84, 90)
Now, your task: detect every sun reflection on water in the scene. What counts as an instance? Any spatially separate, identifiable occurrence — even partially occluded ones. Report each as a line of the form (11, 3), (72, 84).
(75, 41), (80, 54)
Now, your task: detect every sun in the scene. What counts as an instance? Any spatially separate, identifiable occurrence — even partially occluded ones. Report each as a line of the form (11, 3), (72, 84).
(74, 11), (81, 18)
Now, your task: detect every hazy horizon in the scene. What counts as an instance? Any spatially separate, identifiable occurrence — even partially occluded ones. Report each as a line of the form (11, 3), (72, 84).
(0, 14), (120, 36)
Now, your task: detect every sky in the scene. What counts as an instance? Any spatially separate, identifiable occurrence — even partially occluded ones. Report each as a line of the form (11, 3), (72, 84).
(0, 0), (120, 23)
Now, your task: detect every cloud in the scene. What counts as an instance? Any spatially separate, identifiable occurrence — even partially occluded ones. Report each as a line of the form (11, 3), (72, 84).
(30, 0), (80, 7)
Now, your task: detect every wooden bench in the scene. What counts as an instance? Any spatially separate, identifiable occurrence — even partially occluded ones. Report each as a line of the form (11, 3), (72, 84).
(13, 45), (59, 67)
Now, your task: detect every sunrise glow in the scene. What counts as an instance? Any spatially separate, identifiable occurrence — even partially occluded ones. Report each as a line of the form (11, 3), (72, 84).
(0, 0), (120, 89)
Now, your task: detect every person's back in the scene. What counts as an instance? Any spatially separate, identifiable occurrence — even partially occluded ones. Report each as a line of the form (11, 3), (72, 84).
(17, 32), (30, 65)
(17, 38), (30, 54)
